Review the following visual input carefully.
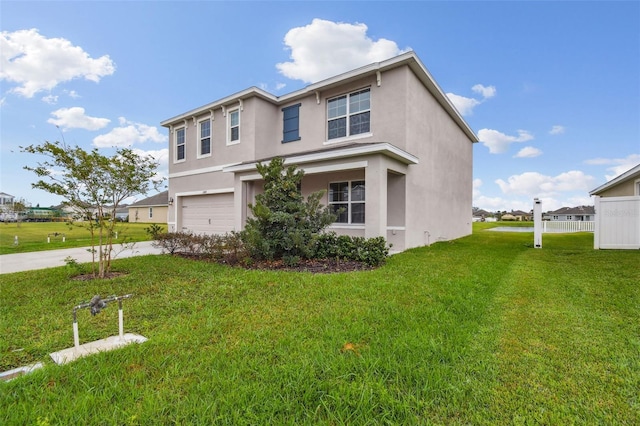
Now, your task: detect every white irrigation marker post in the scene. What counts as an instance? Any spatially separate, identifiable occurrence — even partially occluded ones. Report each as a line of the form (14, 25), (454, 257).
(533, 198), (542, 248)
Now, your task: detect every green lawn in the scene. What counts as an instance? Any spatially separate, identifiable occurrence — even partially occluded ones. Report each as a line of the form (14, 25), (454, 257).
(0, 221), (155, 254)
(1, 226), (638, 424)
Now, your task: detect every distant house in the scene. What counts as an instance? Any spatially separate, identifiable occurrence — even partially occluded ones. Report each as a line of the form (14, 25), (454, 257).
(544, 206), (595, 222)
(0, 192), (14, 209)
(501, 210), (532, 221)
(472, 208), (491, 222)
(128, 191), (169, 224)
(589, 163), (640, 249)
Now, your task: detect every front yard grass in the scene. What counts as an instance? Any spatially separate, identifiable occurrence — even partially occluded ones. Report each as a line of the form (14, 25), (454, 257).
(0, 221), (154, 255)
(1, 227), (638, 424)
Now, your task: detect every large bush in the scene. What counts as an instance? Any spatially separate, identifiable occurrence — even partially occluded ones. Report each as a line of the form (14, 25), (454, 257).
(242, 157), (336, 261)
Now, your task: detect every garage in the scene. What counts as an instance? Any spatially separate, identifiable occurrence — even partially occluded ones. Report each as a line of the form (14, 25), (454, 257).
(180, 193), (234, 235)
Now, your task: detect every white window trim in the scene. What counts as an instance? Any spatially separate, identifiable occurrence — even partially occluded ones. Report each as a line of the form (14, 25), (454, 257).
(197, 119), (212, 159)
(328, 179), (366, 225)
(227, 109), (240, 145)
(635, 178), (640, 196)
(323, 131), (373, 146)
(326, 87), (371, 142)
(174, 126), (186, 164)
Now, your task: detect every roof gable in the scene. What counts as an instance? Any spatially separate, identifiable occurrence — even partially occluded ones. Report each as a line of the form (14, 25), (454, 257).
(129, 191), (168, 207)
(589, 163), (640, 195)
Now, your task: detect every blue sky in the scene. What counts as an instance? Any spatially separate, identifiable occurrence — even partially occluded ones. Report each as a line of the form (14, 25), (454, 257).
(1, 1), (638, 213)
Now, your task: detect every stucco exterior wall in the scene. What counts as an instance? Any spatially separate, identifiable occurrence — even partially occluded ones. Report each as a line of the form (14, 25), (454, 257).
(163, 53), (476, 251)
(129, 206), (168, 224)
(596, 179), (636, 197)
(403, 68), (473, 247)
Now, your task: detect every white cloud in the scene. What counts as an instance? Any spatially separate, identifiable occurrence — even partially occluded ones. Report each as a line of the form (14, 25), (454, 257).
(477, 128), (534, 154)
(514, 146), (542, 158)
(585, 153), (640, 180)
(472, 84), (496, 99)
(446, 93), (480, 116)
(47, 107), (110, 130)
(447, 84), (495, 116)
(93, 117), (167, 148)
(549, 125), (565, 135)
(42, 94), (58, 104)
(495, 170), (596, 197)
(0, 28), (115, 98)
(276, 19), (409, 83)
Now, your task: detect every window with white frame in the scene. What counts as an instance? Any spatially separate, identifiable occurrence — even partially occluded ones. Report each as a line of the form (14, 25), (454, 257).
(175, 127), (186, 161)
(327, 88), (370, 140)
(199, 119), (211, 157)
(228, 109), (240, 143)
(328, 180), (365, 224)
(149, 207), (153, 219)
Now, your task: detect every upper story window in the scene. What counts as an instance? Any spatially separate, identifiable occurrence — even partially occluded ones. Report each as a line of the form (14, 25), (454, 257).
(198, 119), (211, 157)
(328, 180), (365, 224)
(282, 104), (301, 143)
(228, 109), (240, 144)
(327, 88), (370, 140)
(175, 127), (186, 162)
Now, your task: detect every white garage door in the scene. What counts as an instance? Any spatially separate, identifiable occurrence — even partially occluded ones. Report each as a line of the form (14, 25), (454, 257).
(181, 193), (234, 235)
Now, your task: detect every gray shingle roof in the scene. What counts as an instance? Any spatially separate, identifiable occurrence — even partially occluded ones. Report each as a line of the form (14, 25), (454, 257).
(129, 191), (168, 207)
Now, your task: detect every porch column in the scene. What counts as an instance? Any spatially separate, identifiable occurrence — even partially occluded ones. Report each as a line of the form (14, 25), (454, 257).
(364, 156), (388, 239)
(233, 174), (244, 232)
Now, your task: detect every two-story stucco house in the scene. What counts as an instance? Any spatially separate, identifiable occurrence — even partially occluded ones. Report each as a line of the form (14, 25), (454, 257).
(161, 52), (478, 252)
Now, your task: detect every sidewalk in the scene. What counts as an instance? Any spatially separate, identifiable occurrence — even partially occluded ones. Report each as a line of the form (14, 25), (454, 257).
(0, 241), (164, 274)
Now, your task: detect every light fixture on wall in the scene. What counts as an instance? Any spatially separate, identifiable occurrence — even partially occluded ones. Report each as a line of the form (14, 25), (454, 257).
(169, 197), (174, 206)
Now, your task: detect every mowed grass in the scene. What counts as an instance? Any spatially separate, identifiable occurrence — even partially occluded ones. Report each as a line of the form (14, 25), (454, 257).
(0, 221), (154, 254)
(1, 226), (638, 424)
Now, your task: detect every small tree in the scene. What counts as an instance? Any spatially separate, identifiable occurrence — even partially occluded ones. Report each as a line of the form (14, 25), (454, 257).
(10, 198), (29, 226)
(22, 141), (163, 278)
(242, 157), (336, 263)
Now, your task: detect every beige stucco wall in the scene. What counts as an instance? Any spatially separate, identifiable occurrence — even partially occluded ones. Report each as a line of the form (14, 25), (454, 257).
(129, 206), (168, 224)
(596, 179), (637, 197)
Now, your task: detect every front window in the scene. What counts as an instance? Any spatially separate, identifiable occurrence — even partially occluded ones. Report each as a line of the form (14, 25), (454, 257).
(175, 127), (185, 161)
(327, 88), (370, 140)
(229, 109), (240, 143)
(329, 180), (365, 224)
(199, 120), (211, 157)
(149, 207), (153, 219)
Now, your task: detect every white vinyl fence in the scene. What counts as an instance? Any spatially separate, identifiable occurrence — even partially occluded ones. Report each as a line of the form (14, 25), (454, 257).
(543, 221), (594, 233)
(594, 196), (640, 249)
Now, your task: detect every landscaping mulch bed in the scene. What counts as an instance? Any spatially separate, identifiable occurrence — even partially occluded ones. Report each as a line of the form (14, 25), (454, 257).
(174, 253), (375, 273)
(244, 258), (375, 273)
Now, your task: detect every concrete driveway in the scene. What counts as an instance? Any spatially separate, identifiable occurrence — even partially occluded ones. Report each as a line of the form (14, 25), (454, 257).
(0, 241), (164, 274)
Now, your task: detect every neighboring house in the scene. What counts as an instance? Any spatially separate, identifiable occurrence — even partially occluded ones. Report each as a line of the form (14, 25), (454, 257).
(115, 206), (129, 221)
(501, 210), (532, 221)
(0, 192), (14, 209)
(161, 52), (478, 252)
(590, 163), (640, 198)
(544, 206), (595, 222)
(128, 191), (169, 224)
(0, 192), (16, 221)
(472, 208), (492, 222)
(589, 163), (640, 249)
